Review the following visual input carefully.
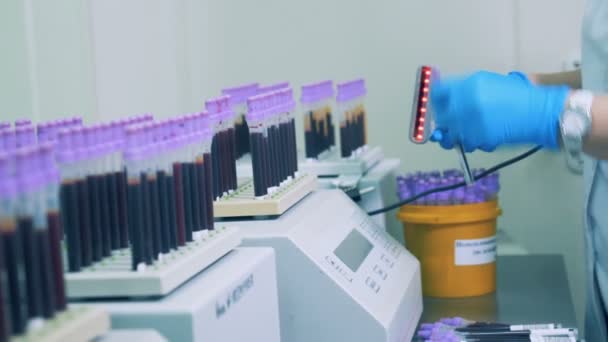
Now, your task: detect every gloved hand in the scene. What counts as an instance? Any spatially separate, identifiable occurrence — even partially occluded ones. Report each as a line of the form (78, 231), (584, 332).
(429, 70), (570, 152)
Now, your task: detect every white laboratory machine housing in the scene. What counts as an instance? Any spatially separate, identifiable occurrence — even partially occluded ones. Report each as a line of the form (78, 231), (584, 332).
(321, 158), (404, 244)
(237, 149), (405, 244)
(84, 247), (281, 342)
(236, 190), (423, 342)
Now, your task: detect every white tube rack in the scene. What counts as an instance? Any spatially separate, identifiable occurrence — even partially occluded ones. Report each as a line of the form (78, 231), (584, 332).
(65, 226), (241, 299)
(213, 173), (317, 218)
(13, 307), (110, 342)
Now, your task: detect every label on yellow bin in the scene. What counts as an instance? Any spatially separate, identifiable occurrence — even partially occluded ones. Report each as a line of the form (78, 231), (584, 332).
(454, 236), (497, 266)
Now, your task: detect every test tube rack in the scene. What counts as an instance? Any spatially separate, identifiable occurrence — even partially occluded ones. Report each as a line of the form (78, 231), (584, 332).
(298, 145), (384, 176)
(213, 173), (317, 218)
(13, 307), (109, 342)
(65, 225), (241, 299)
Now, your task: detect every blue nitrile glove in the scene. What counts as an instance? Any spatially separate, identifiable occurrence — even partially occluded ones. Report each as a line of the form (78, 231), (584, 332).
(429, 71), (570, 152)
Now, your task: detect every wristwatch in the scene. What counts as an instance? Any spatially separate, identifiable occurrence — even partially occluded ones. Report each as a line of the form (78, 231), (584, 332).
(560, 90), (593, 173)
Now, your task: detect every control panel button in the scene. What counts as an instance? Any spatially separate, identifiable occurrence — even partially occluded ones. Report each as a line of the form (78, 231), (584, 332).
(374, 266), (387, 280)
(365, 276), (381, 293)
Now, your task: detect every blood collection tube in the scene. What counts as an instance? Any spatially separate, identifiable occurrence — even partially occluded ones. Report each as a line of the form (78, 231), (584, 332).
(224, 101), (238, 192)
(206, 97), (237, 198)
(191, 114), (210, 233)
(337, 82), (353, 158)
(98, 142), (113, 258)
(77, 128), (97, 266)
(103, 125), (121, 252)
(301, 83), (318, 159)
(161, 131), (179, 249)
(57, 130), (82, 272)
(202, 132), (215, 230)
(138, 132), (154, 264)
(247, 95), (268, 197)
(172, 154), (186, 246)
(124, 127), (146, 270)
(206, 107), (222, 200)
(222, 83), (259, 159)
(261, 102), (273, 193)
(35, 147), (56, 320)
(223, 98), (237, 192)
(337, 79), (367, 158)
(184, 117), (202, 235)
(155, 140), (170, 253)
(145, 144), (162, 260)
(0, 235), (9, 341)
(266, 101), (280, 188)
(15, 149), (44, 321)
(287, 90), (299, 178)
(0, 154), (15, 338)
(277, 99), (289, 183)
(321, 83), (336, 151)
(42, 148), (67, 313)
(177, 136), (194, 243)
(113, 122), (129, 249)
(301, 81), (335, 159)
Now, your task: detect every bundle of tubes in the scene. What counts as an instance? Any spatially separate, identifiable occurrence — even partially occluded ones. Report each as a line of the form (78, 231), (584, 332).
(222, 83), (259, 160)
(0, 118), (83, 153)
(397, 169), (500, 205)
(246, 87), (298, 198)
(56, 115), (152, 272)
(0, 145), (67, 339)
(300, 80), (336, 159)
(336, 79), (368, 158)
(205, 96), (238, 199)
(123, 113), (215, 270)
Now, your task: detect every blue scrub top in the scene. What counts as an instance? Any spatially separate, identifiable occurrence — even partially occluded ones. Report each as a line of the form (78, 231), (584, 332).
(581, 0), (608, 340)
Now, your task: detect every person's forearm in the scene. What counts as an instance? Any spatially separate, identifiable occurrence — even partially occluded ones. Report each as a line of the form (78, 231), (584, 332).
(529, 70), (582, 89)
(583, 94), (608, 160)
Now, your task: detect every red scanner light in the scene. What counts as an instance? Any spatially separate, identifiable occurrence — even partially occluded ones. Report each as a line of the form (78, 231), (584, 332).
(411, 65), (434, 143)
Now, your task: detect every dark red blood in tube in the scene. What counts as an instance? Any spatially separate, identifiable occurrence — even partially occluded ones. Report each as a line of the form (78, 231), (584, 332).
(47, 211), (66, 311)
(2, 222), (27, 334)
(172, 163), (186, 246)
(37, 229), (56, 319)
(76, 179), (92, 266)
(116, 170), (129, 249)
(203, 154), (215, 230)
(127, 178), (144, 270)
(19, 217), (42, 319)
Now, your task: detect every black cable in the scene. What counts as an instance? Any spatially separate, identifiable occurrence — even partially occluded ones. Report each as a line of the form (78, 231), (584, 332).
(367, 145), (543, 216)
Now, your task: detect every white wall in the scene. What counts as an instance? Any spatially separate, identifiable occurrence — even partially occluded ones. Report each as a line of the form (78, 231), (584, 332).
(0, 0), (587, 332)
(0, 0), (34, 122)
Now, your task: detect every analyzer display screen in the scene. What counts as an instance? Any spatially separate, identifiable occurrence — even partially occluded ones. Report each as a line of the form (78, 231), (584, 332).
(334, 229), (373, 272)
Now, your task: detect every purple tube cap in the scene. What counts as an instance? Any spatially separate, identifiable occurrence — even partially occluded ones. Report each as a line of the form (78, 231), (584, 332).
(300, 83), (318, 104)
(14, 119), (32, 127)
(0, 154), (15, 197)
(222, 82), (260, 106)
(14, 148), (37, 192)
(257, 82), (290, 96)
(1, 130), (16, 150)
(0, 152), (9, 179)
